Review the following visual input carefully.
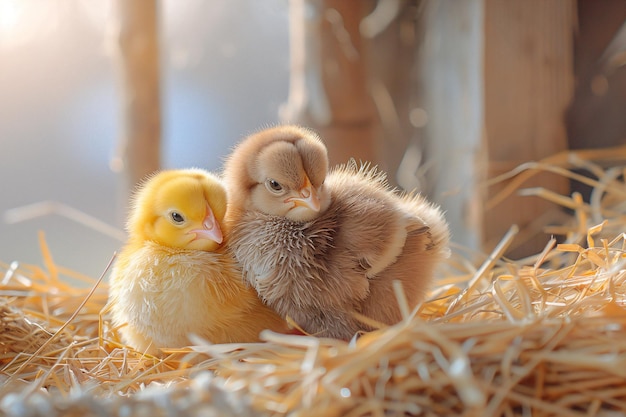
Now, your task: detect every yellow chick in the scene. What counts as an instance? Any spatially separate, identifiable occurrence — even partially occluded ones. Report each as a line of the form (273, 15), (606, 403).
(223, 126), (450, 340)
(108, 168), (289, 355)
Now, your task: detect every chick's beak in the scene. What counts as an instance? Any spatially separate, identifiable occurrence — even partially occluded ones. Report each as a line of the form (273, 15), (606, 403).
(286, 176), (321, 212)
(189, 204), (223, 244)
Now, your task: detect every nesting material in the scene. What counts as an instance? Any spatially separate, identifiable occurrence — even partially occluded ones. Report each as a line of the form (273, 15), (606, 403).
(1, 153), (626, 416)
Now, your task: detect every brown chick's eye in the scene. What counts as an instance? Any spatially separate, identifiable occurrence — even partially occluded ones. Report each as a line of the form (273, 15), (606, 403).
(265, 179), (283, 193)
(170, 211), (185, 224)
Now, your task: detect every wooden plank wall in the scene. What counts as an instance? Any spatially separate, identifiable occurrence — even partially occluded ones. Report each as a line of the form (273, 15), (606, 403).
(483, 0), (576, 257)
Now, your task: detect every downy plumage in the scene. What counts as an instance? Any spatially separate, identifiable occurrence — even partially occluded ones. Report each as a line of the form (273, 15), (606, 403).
(223, 126), (450, 339)
(108, 169), (289, 354)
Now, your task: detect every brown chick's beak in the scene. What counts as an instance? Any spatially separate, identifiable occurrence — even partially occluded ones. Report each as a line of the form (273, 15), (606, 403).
(189, 205), (223, 244)
(286, 177), (320, 212)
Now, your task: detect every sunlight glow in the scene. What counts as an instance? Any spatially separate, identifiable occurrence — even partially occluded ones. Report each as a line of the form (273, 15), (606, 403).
(0, 0), (57, 49)
(0, 0), (22, 34)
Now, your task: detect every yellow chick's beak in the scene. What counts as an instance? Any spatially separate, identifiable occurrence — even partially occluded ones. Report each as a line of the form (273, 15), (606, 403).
(189, 204), (223, 244)
(286, 176), (321, 213)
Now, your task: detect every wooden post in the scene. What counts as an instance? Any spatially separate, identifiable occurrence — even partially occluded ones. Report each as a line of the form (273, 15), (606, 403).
(111, 0), (161, 196)
(418, 0), (486, 250)
(281, 0), (380, 167)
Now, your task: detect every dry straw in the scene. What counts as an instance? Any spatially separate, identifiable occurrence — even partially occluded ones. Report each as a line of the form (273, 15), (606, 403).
(2, 147), (626, 416)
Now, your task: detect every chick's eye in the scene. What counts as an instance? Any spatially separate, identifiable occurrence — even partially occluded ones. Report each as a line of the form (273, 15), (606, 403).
(170, 211), (185, 224)
(265, 179), (283, 193)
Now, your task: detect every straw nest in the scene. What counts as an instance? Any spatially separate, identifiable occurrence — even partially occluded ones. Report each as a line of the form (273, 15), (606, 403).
(2, 147), (626, 417)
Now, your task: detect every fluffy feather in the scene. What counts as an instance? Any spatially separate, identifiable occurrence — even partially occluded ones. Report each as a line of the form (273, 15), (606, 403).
(108, 168), (289, 355)
(224, 126), (450, 339)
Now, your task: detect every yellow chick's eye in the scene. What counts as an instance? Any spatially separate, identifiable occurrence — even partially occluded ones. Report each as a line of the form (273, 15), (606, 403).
(169, 211), (186, 225)
(265, 179), (284, 194)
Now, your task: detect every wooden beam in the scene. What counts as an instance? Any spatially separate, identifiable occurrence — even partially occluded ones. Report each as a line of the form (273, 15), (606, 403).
(418, 0), (486, 250)
(112, 0), (161, 195)
(281, 0), (380, 167)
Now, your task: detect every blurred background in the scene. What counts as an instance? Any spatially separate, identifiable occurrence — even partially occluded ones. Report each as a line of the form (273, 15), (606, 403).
(1, 0), (625, 278)
(0, 0), (290, 276)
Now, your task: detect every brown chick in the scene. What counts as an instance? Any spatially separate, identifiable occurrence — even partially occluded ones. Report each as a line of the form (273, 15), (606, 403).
(223, 125), (450, 340)
(108, 168), (289, 355)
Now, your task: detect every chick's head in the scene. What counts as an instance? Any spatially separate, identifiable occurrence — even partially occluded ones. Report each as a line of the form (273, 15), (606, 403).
(226, 125), (331, 222)
(128, 169), (226, 251)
